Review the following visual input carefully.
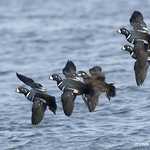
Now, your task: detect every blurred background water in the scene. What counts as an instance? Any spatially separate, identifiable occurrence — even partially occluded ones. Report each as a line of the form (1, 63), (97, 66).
(0, 0), (150, 149)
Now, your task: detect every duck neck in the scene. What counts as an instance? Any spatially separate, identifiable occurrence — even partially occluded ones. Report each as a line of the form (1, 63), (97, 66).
(21, 88), (30, 97)
(56, 78), (63, 86)
(125, 32), (135, 44)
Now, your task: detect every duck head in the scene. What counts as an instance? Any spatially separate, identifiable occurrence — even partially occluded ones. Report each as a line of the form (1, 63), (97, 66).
(49, 74), (62, 84)
(121, 44), (134, 53)
(117, 27), (131, 38)
(16, 85), (30, 96)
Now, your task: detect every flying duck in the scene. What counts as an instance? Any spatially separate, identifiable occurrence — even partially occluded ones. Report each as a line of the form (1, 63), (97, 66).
(122, 44), (150, 61)
(121, 40), (149, 85)
(16, 73), (57, 125)
(49, 60), (96, 116)
(118, 11), (150, 46)
(77, 66), (116, 111)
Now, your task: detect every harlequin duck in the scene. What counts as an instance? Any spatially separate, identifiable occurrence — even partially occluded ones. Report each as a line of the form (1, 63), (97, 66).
(118, 11), (150, 46)
(77, 66), (116, 111)
(16, 73), (57, 125)
(49, 61), (91, 116)
(122, 44), (150, 61)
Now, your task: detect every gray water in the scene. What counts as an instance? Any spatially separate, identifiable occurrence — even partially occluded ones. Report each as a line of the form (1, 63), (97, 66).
(1, 0), (150, 149)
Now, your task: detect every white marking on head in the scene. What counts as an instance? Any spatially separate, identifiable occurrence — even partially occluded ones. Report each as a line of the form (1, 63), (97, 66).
(49, 75), (53, 80)
(117, 29), (121, 34)
(16, 88), (20, 93)
(121, 46), (126, 51)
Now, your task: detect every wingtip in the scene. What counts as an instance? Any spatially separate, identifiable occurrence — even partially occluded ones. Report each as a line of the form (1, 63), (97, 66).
(16, 72), (21, 79)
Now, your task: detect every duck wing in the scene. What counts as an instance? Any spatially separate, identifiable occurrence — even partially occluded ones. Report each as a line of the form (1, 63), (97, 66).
(62, 60), (76, 78)
(61, 89), (76, 116)
(134, 60), (149, 86)
(31, 97), (47, 125)
(134, 40), (149, 86)
(83, 90), (100, 112)
(16, 73), (43, 89)
(35, 93), (57, 114)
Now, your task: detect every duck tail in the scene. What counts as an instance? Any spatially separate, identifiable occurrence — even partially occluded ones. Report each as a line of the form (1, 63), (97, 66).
(106, 83), (116, 101)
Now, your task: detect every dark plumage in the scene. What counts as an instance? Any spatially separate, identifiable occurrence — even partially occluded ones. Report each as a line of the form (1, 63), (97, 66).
(118, 11), (150, 46)
(61, 89), (76, 116)
(16, 73), (57, 125)
(122, 44), (150, 61)
(49, 61), (95, 116)
(133, 41), (149, 86)
(63, 60), (77, 78)
(77, 66), (116, 111)
(49, 73), (89, 116)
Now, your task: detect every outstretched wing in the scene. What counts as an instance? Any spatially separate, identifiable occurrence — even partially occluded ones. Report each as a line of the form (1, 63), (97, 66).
(35, 93), (57, 114)
(83, 90), (100, 112)
(62, 60), (76, 78)
(61, 89), (76, 116)
(130, 11), (148, 31)
(31, 97), (47, 125)
(16, 73), (43, 89)
(134, 40), (149, 86)
(134, 60), (149, 86)
(89, 66), (105, 81)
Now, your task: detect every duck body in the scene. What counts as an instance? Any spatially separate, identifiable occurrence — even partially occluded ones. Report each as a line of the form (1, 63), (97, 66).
(77, 68), (116, 112)
(16, 73), (57, 125)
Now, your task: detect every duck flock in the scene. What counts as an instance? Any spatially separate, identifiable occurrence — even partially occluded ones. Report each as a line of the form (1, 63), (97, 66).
(16, 10), (150, 125)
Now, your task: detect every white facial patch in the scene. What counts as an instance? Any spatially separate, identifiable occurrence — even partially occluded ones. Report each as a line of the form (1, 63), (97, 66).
(117, 29), (121, 34)
(49, 76), (53, 80)
(16, 88), (20, 93)
(121, 46), (126, 50)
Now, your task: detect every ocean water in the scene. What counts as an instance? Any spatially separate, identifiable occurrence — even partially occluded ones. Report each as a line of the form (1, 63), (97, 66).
(0, 0), (150, 149)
